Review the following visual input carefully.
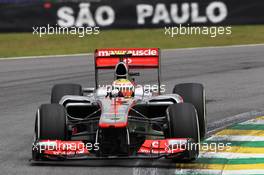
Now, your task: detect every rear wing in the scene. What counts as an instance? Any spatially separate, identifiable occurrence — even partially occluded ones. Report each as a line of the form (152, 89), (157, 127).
(94, 48), (161, 93)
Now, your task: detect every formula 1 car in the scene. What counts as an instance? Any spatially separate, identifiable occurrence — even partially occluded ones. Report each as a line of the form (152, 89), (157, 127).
(32, 48), (206, 162)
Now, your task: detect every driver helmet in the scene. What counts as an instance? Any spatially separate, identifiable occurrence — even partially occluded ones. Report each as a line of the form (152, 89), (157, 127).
(112, 79), (134, 98)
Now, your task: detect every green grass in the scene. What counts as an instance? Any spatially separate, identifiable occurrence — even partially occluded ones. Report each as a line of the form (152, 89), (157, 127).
(0, 25), (264, 58)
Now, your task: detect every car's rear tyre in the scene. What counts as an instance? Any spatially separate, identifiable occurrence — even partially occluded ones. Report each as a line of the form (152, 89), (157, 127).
(165, 103), (200, 161)
(173, 83), (207, 139)
(51, 84), (83, 103)
(32, 104), (67, 160)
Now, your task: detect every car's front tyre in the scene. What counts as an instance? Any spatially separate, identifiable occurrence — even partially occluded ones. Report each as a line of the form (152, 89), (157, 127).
(32, 104), (67, 160)
(164, 103), (200, 161)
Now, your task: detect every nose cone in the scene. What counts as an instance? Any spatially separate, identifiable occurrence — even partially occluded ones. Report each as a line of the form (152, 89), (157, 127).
(115, 62), (128, 79)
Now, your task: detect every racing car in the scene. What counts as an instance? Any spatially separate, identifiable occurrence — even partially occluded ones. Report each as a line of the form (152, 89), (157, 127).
(32, 48), (206, 162)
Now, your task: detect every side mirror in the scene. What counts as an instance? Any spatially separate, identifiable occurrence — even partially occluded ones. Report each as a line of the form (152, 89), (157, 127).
(134, 87), (144, 98)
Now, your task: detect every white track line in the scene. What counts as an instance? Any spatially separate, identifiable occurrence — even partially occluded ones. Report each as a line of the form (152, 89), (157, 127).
(199, 152), (264, 159)
(207, 135), (264, 142)
(240, 119), (264, 125)
(0, 53), (92, 60)
(0, 43), (264, 60)
(207, 109), (264, 135)
(174, 169), (264, 175)
(164, 43), (264, 52)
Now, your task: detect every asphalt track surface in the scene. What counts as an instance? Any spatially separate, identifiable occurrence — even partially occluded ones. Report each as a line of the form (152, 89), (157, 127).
(0, 44), (264, 175)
